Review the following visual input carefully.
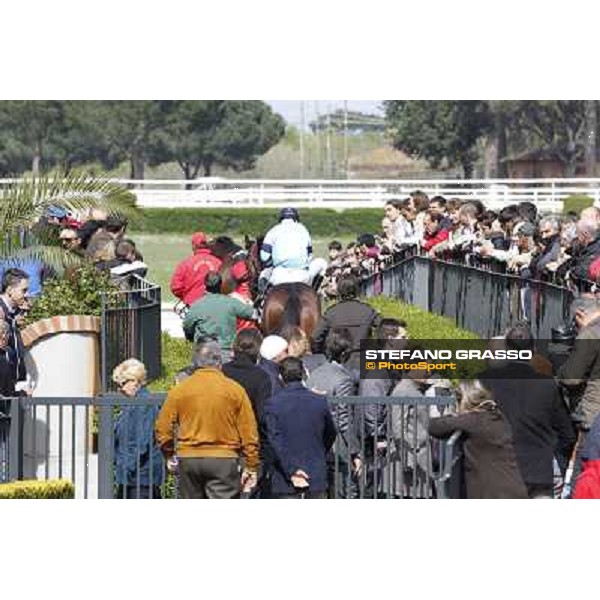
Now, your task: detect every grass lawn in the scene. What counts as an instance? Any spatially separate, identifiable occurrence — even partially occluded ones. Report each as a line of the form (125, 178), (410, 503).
(133, 232), (355, 303)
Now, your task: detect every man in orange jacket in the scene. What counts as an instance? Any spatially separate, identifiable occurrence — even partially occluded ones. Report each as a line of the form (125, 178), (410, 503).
(155, 340), (259, 499)
(170, 232), (222, 306)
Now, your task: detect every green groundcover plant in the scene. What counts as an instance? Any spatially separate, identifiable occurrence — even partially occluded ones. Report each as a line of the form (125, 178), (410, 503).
(0, 479), (75, 499)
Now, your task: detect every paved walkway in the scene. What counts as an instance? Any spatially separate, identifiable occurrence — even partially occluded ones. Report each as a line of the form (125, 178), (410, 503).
(161, 303), (184, 338)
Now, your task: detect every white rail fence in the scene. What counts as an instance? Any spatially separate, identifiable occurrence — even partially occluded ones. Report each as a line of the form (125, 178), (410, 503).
(3, 177), (600, 211)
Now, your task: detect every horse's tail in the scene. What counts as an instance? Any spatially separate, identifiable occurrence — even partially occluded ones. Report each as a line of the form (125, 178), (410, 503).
(281, 284), (302, 328)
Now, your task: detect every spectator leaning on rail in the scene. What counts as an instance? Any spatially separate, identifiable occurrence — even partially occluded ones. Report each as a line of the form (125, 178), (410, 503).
(428, 196), (453, 231)
(113, 359), (164, 499)
(408, 190), (430, 235)
(264, 357), (337, 499)
(170, 231), (223, 307)
(183, 272), (255, 362)
(383, 199), (420, 251)
(529, 216), (561, 279)
(422, 211), (450, 257)
(428, 380), (528, 499)
(155, 340), (259, 499)
(322, 240), (345, 299)
(258, 207), (327, 291)
(571, 213), (600, 287)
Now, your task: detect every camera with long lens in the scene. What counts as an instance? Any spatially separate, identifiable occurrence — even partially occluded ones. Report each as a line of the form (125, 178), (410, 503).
(551, 319), (578, 346)
(551, 317), (585, 421)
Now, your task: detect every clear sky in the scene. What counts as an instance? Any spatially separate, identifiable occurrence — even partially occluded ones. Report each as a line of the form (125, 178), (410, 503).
(266, 100), (383, 128)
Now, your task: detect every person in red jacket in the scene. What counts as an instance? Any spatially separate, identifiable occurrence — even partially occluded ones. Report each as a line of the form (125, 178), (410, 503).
(573, 461), (600, 498)
(170, 232), (222, 307)
(422, 211), (450, 255)
(573, 412), (600, 499)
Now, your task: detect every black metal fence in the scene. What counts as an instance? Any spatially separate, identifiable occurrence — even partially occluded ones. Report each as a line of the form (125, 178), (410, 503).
(1, 393), (462, 499)
(362, 255), (574, 338)
(328, 394), (463, 499)
(0, 400), (10, 484)
(100, 276), (161, 392)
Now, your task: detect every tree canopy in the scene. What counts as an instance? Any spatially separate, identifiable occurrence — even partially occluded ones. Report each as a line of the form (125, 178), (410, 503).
(384, 101), (492, 178)
(0, 100), (285, 179)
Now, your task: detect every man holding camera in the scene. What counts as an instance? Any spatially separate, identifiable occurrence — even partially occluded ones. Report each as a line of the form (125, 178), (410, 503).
(557, 297), (600, 489)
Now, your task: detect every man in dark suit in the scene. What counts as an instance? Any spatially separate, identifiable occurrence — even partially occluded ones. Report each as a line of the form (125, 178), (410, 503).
(0, 268), (30, 385)
(223, 329), (272, 425)
(223, 329), (274, 499)
(264, 357), (337, 499)
(480, 323), (576, 498)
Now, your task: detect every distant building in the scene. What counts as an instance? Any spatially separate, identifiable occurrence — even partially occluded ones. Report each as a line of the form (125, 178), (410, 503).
(504, 148), (594, 178)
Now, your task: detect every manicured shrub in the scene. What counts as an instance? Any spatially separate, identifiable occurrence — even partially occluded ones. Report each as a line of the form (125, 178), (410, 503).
(132, 208), (384, 238)
(0, 479), (75, 499)
(362, 296), (483, 380)
(360, 297), (480, 341)
(25, 263), (120, 325)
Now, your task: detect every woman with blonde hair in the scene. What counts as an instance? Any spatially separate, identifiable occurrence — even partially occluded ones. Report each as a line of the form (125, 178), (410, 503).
(113, 358), (164, 499)
(428, 380), (527, 499)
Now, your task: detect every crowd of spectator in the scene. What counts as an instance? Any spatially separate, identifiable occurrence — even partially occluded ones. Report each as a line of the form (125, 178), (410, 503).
(322, 190), (600, 299)
(103, 265), (598, 500)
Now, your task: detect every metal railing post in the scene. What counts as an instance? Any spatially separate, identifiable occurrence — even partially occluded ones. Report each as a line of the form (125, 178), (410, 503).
(9, 397), (24, 480)
(97, 399), (115, 499)
(413, 258), (431, 311)
(100, 292), (108, 394)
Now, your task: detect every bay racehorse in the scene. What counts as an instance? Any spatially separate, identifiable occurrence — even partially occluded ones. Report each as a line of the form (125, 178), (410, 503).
(261, 282), (322, 339)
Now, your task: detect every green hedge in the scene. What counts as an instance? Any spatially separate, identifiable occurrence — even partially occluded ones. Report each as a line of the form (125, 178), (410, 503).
(563, 195), (594, 216)
(366, 297), (480, 340)
(364, 297), (484, 380)
(0, 479), (75, 499)
(132, 208), (384, 237)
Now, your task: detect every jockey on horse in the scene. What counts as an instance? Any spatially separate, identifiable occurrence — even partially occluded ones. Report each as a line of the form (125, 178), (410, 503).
(258, 207), (327, 294)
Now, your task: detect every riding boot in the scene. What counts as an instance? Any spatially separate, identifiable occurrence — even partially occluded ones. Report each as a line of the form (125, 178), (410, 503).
(311, 274), (324, 291)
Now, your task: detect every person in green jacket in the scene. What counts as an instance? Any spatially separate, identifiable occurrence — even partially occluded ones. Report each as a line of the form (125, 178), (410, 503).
(183, 272), (256, 361)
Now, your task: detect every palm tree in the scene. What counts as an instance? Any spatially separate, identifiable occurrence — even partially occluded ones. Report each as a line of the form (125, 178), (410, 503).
(0, 171), (140, 273)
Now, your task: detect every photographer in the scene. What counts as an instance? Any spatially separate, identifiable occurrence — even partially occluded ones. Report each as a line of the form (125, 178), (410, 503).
(557, 297), (600, 488)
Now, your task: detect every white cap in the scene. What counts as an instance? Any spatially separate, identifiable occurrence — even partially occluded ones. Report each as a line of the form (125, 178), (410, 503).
(260, 335), (288, 360)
